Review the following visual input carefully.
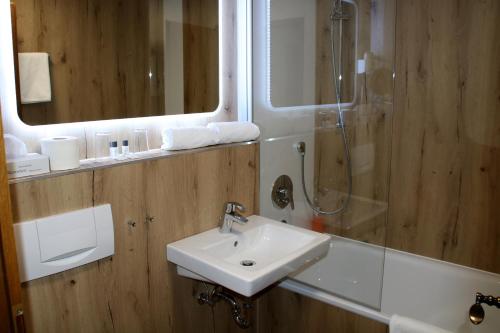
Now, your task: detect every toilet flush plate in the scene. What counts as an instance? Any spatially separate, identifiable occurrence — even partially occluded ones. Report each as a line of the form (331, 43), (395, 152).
(166, 215), (330, 297)
(14, 204), (114, 282)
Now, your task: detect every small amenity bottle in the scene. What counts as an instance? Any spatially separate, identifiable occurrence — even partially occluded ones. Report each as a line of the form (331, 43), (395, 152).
(109, 141), (118, 158)
(121, 140), (130, 156)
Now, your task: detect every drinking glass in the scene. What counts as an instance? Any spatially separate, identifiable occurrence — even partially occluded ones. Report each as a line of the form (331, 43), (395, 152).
(94, 132), (111, 161)
(133, 129), (149, 154)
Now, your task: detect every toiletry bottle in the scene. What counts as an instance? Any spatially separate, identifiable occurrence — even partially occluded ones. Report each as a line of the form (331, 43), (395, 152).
(121, 140), (129, 156)
(110, 141), (118, 158)
(311, 215), (325, 233)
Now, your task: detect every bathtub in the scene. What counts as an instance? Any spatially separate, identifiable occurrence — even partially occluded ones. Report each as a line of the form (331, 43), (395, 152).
(259, 136), (499, 332)
(290, 236), (385, 309)
(282, 235), (500, 333)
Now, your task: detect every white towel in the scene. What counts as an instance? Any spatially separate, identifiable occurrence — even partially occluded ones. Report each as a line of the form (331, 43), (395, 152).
(389, 315), (453, 333)
(4, 134), (28, 159)
(18, 52), (52, 104)
(207, 122), (260, 144)
(161, 127), (219, 151)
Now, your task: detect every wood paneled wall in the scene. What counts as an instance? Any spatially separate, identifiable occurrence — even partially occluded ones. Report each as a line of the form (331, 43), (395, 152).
(0, 107), (21, 332)
(387, 0), (500, 274)
(260, 1), (395, 331)
(15, 0), (156, 124)
(314, 0), (356, 104)
(0, 254), (12, 332)
(183, 0), (219, 114)
(314, 0), (395, 246)
(7, 1), (500, 332)
(14, 0), (220, 124)
(9, 144), (259, 333)
(314, 0), (500, 273)
(261, 0), (499, 332)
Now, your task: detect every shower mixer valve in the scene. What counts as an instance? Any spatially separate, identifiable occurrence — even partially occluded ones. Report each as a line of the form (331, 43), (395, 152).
(271, 175), (294, 210)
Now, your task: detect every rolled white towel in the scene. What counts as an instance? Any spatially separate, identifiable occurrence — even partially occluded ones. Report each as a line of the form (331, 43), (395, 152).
(389, 315), (453, 333)
(161, 127), (219, 151)
(207, 122), (260, 144)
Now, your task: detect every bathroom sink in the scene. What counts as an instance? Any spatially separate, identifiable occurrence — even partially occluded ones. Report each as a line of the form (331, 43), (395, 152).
(166, 215), (330, 296)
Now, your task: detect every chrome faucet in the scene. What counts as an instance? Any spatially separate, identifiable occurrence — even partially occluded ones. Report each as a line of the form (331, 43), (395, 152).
(219, 202), (248, 233)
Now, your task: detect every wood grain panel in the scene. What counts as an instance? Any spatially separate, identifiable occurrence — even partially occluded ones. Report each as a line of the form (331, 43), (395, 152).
(183, 0), (219, 113)
(314, 0), (356, 104)
(10, 172), (94, 223)
(0, 255), (12, 332)
(10, 3), (22, 116)
(0, 116), (14, 332)
(9, 143), (259, 333)
(0, 252), (12, 333)
(14, 0), (221, 124)
(261, 1), (499, 332)
(260, 2), (395, 331)
(15, 0), (153, 124)
(313, 0), (395, 246)
(0, 104), (23, 332)
(313, 0), (500, 273)
(388, 0), (500, 274)
(148, 0), (166, 117)
(257, 288), (388, 333)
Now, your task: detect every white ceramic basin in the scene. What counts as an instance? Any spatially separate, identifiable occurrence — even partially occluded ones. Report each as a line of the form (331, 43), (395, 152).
(166, 215), (330, 296)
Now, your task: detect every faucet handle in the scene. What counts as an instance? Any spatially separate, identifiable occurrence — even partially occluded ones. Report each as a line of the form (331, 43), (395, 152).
(224, 202), (246, 214)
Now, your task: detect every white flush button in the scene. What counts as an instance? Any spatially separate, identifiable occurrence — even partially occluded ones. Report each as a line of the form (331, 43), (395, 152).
(14, 204), (114, 282)
(36, 207), (97, 262)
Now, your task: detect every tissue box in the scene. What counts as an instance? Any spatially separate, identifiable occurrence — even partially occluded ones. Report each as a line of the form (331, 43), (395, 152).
(7, 153), (50, 179)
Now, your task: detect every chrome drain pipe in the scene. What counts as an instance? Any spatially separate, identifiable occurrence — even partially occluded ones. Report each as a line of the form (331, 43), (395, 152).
(197, 285), (251, 329)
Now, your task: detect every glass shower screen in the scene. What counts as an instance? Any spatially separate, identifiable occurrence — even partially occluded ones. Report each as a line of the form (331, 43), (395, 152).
(254, 0), (395, 310)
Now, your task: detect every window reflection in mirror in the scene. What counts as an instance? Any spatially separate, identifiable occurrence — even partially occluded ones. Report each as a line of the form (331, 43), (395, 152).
(12, 0), (219, 125)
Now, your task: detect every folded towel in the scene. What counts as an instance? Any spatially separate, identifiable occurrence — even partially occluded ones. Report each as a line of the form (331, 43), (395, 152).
(389, 315), (453, 333)
(161, 127), (219, 151)
(4, 134), (28, 159)
(207, 122), (260, 144)
(18, 52), (51, 104)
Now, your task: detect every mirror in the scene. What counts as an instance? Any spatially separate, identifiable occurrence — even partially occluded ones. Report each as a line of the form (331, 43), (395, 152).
(270, 0), (356, 108)
(12, 0), (219, 125)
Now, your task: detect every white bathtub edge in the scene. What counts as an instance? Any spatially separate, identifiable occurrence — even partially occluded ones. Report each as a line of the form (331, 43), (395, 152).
(279, 279), (391, 325)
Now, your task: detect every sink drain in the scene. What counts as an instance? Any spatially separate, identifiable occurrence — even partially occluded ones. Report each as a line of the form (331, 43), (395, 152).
(240, 260), (256, 267)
